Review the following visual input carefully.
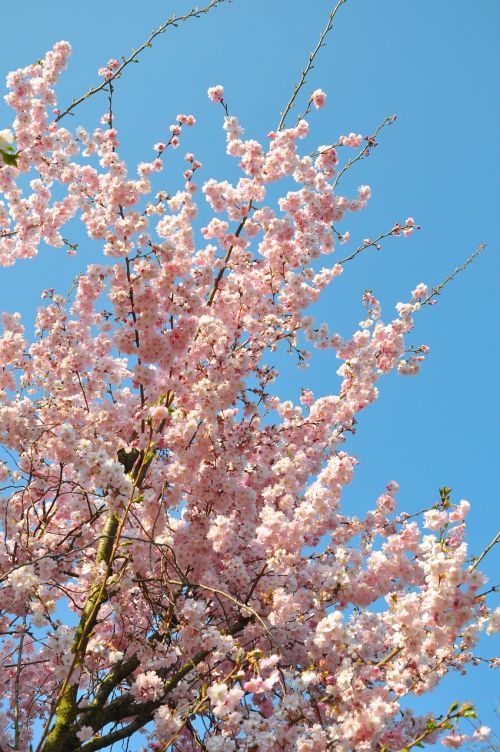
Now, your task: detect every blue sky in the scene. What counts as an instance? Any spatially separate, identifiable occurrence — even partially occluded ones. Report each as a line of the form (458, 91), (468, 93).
(1, 0), (498, 746)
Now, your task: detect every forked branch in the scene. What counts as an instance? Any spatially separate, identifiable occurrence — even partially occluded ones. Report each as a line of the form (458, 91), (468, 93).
(55, 0), (229, 123)
(277, 0), (348, 132)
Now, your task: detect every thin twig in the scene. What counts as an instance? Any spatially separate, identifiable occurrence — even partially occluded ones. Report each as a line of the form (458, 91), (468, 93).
(75, 371), (90, 413)
(55, 0), (229, 123)
(125, 257), (146, 434)
(397, 704), (475, 751)
(185, 420), (204, 450)
(470, 530), (500, 572)
(331, 114), (396, 191)
(421, 243), (487, 305)
(337, 221), (415, 264)
(277, 0), (348, 132)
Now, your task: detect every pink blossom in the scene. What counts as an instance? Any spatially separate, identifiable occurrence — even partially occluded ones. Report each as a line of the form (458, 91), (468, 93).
(207, 85), (224, 103)
(473, 726), (491, 741)
(131, 671), (164, 702)
(150, 405), (169, 422)
(0, 128), (14, 151)
(206, 682), (244, 716)
(310, 88), (327, 109)
(412, 282), (428, 300)
(243, 670), (280, 694)
(339, 132), (363, 148)
(300, 389), (314, 406)
(424, 508), (448, 530)
(76, 726), (94, 742)
(441, 733), (469, 748)
(449, 499), (470, 521)
(486, 607), (500, 635)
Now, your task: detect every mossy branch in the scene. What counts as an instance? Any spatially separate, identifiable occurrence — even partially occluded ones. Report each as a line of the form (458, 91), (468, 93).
(41, 512), (120, 752)
(74, 616), (252, 749)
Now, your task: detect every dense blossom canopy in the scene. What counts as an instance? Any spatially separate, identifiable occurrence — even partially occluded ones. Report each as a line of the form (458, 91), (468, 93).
(0, 28), (497, 752)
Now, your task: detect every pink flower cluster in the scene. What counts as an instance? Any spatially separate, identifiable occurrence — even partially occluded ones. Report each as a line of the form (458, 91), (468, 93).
(339, 131), (363, 147)
(98, 57), (119, 79)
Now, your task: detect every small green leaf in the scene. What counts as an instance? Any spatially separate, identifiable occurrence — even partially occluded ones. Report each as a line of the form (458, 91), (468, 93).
(1, 149), (19, 166)
(439, 487), (452, 506)
(459, 702), (477, 719)
(462, 708), (477, 719)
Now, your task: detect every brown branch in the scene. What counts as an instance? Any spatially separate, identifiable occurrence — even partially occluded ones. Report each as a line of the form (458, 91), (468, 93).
(277, 0), (348, 131)
(78, 713), (152, 752)
(331, 114), (396, 191)
(77, 616), (252, 745)
(54, 0), (229, 123)
(74, 371), (90, 413)
(206, 203), (253, 307)
(158, 661), (242, 752)
(421, 243), (487, 305)
(376, 645), (403, 668)
(397, 703), (476, 751)
(125, 257), (146, 416)
(470, 530), (500, 572)
(337, 221), (416, 265)
(85, 653), (141, 715)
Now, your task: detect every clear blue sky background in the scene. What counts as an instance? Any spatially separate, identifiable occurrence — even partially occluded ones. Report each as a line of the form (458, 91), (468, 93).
(1, 0), (498, 746)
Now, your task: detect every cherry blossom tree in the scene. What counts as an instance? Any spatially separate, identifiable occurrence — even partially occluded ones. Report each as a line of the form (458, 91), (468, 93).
(0, 2), (497, 751)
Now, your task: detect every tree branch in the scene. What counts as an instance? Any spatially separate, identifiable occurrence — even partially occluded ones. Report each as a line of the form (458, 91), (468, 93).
(470, 530), (500, 572)
(277, 0), (347, 132)
(76, 616), (252, 739)
(422, 243), (487, 305)
(55, 0), (229, 123)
